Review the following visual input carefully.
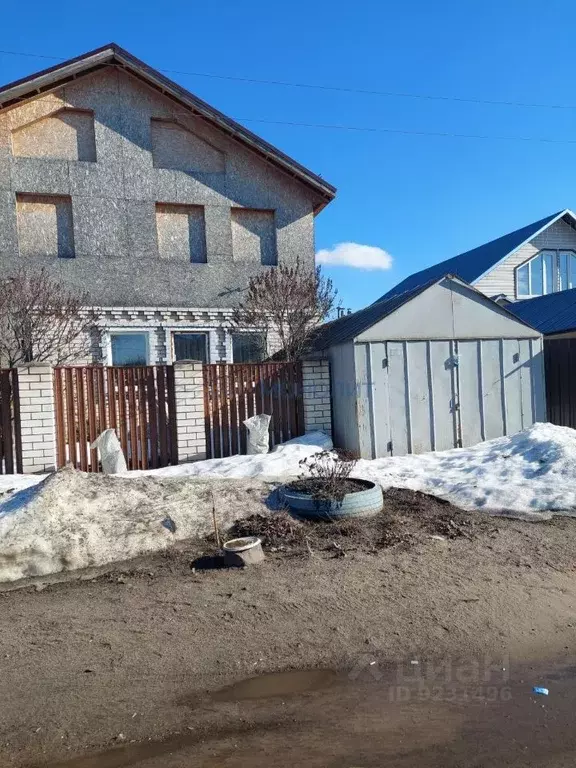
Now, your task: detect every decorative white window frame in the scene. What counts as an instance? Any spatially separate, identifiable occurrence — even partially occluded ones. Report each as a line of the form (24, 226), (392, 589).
(103, 329), (152, 366)
(229, 330), (268, 362)
(515, 249), (576, 299)
(164, 326), (216, 364)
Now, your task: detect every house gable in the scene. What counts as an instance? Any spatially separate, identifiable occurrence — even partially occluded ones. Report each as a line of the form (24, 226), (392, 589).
(474, 215), (576, 299)
(357, 278), (540, 342)
(376, 210), (576, 304)
(0, 43), (335, 211)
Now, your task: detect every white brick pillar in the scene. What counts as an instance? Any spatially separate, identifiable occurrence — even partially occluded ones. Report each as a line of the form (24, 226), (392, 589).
(302, 359), (332, 436)
(17, 363), (57, 474)
(173, 360), (207, 463)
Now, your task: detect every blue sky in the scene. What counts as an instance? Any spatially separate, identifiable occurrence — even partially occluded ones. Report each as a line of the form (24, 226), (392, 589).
(2, 0), (576, 310)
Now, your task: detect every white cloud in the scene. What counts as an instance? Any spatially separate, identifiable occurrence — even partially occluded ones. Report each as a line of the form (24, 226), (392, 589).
(316, 242), (393, 271)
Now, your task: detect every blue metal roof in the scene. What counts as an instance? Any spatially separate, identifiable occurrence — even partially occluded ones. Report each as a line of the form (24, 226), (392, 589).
(375, 211), (567, 303)
(507, 289), (576, 335)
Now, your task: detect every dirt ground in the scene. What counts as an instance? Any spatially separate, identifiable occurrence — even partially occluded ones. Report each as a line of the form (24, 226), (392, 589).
(2, 488), (576, 767)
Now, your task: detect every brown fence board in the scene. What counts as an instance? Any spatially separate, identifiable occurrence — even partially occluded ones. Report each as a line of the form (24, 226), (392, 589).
(165, 366), (178, 466)
(294, 363), (305, 436)
(157, 366), (169, 465)
(75, 367), (88, 472)
(11, 370), (23, 474)
(117, 367), (128, 465)
(53, 365), (177, 472)
(203, 362), (304, 459)
(86, 367), (98, 471)
(147, 367), (159, 470)
(229, 366), (239, 456)
(0, 371), (15, 474)
(237, 366), (247, 455)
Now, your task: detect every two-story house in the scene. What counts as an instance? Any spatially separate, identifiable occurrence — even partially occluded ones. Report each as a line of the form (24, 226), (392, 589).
(377, 209), (576, 306)
(0, 44), (335, 365)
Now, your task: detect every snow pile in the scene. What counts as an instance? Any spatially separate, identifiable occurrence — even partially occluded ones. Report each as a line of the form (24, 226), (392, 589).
(0, 468), (273, 583)
(3, 424), (576, 583)
(0, 474), (47, 498)
(356, 422), (576, 520)
(143, 423), (576, 519)
(135, 430), (333, 480)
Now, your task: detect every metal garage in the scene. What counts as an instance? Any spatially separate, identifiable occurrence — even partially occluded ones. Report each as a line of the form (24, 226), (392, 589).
(310, 275), (546, 458)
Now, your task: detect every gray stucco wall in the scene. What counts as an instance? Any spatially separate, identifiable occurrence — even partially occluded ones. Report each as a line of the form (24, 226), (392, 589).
(0, 68), (318, 308)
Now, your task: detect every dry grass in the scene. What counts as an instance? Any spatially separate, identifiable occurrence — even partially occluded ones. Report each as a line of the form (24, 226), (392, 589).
(227, 487), (485, 559)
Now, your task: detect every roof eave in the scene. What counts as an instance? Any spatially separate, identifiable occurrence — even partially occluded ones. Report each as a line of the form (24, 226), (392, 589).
(0, 43), (336, 208)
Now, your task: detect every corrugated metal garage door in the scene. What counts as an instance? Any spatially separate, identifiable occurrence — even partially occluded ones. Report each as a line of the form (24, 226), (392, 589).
(367, 338), (545, 456)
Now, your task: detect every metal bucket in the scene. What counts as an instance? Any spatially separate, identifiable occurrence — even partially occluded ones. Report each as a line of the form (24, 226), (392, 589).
(223, 536), (265, 567)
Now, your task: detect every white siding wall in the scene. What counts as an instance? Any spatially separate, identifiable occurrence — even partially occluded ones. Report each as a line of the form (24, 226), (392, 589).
(474, 219), (576, 299)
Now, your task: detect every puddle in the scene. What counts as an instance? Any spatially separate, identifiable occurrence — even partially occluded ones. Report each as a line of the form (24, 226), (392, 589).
(211, 667), (338, 701)
(36, 659), (576, 768)
(35, 734), (196, 768)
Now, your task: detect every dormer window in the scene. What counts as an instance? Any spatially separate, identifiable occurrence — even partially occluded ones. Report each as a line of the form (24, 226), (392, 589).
(516, 250), (576, 298)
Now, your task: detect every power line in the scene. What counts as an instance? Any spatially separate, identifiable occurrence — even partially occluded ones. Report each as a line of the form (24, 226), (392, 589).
(0, 46), (575, 112)
(3, 47), (576, 145)
(205, 115), (576, 145)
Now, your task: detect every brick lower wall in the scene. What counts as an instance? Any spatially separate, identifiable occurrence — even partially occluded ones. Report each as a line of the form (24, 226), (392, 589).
(301, 359), (332, 436)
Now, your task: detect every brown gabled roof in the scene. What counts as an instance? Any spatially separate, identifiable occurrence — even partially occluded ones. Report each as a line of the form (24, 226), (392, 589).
(0, 43), (336, 212)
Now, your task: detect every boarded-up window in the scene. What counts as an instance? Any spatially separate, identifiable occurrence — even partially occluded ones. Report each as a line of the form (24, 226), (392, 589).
(150, 119), (225, 173)
(231, 208), (277, 265)
(155, 204), (207, 263)
(16, 194), (75, 258)
(12, 109), (96, 162)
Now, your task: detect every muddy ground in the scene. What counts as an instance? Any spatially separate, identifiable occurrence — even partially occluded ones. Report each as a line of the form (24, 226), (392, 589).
(2, 488), (576, 766)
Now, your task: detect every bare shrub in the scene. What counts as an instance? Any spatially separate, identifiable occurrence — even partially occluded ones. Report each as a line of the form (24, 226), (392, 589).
(0, 266), (97, 367)
(232, 259), (338, 361)
(287, 449), (360, 502)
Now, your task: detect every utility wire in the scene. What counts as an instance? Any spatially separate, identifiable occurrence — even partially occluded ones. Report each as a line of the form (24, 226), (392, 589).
(0, 46), (575, 111)
(160, 112), (576, 145)
(3, 47), (576, 144)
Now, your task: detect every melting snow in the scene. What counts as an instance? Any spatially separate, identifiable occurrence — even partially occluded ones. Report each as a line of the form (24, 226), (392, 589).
(1, 423), (576, 583)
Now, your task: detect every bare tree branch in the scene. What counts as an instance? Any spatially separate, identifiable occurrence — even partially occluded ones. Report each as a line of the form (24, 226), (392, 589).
(0, 267), (98, 368)
(232, 260), (338, 361)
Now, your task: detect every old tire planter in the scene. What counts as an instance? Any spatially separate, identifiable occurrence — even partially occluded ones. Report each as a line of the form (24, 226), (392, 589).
(282, 479), (383, 520)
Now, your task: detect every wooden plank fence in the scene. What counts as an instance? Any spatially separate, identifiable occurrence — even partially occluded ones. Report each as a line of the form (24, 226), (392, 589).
(53, 365), (178, 472)
(0, 368), (22, 474)
(203, 362), (304, 459)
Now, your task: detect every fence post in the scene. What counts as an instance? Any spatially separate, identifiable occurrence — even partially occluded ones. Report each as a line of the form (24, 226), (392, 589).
(302, 359), (332, 436)
(173, 360), (207, 463)
(17, 363), (57, 473)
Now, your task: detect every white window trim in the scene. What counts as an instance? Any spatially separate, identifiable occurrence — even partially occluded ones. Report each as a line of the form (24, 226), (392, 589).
(515, 249), (576, 299)
(164, 327), (213, 364)
(230, 330), (268, 362)
(103, 329), (151, 366)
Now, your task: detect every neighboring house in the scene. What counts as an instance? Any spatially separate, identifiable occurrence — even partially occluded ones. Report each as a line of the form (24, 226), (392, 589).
(377, 209), (576, 305)
(308, 276), (544, 457)
(0, 44), (335, 366)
